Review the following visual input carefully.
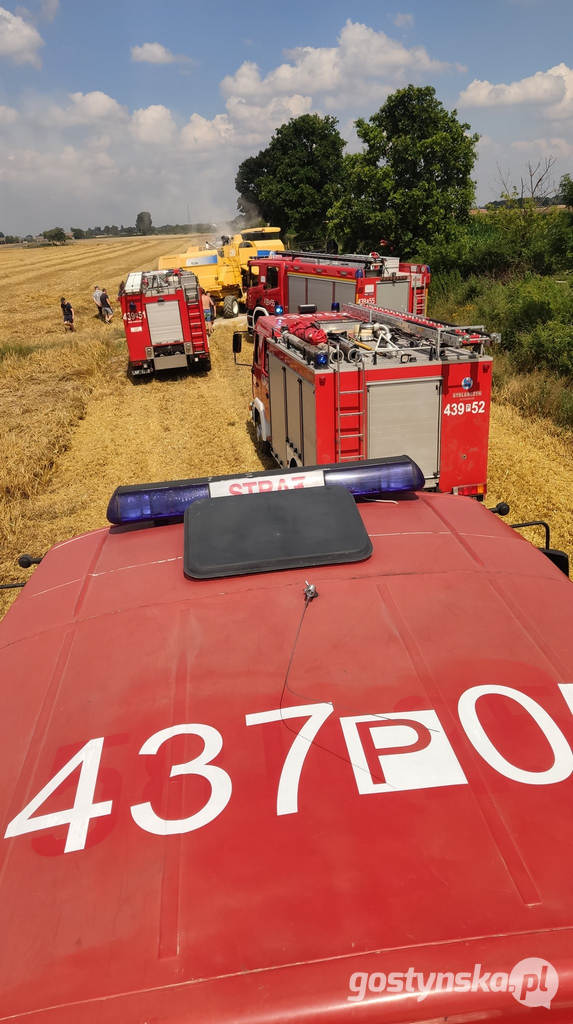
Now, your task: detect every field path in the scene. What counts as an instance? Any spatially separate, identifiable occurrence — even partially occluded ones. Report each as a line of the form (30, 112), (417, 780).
(16, 319), (267, 547)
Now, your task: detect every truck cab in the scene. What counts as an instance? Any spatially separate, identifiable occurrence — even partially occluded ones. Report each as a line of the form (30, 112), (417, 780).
(1, 462), (572, 1021)
(246, 251), (431, 334)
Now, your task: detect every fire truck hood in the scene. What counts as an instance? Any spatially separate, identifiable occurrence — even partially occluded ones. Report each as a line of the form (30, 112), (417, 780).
(1, 493), (572, 1022)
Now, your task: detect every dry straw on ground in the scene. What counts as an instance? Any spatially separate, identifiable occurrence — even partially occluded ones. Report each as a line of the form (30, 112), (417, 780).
(0, 237), (572, 617)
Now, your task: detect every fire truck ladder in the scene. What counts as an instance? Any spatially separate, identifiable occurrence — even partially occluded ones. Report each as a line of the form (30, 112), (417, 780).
(413, 276), (427, 316)
(335, 351), (368, 462)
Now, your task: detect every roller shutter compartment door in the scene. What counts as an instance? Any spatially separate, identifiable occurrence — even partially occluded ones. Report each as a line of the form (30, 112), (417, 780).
(367, 378), (441, 483)
(146, 301), (184, 344)
(301, 377), (316, 463)
(307, 278), (334, 311)
(288, 275), (307, 311)
(268, 354), (288, 466)
(376, 279), (409, 312)
(333, 280), (356, 307)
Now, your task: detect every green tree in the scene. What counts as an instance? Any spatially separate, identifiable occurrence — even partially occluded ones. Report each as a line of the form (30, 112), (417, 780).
(136, 211), (153, 235)
(235, 114), (345, 247)
(559, 173), (573, 208)
(42, 227), (66, 243)
(327, 85), (479, 255)
(236, 152), (269, 217)
(70, 227), (85, 239)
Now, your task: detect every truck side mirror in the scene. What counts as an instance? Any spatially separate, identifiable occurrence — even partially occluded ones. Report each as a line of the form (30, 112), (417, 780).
(540, 548), (570, 577)
(232, 332), (242, 354)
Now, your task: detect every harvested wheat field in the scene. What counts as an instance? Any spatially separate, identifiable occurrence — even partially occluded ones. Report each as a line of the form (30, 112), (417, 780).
(1, 236), (572, 616)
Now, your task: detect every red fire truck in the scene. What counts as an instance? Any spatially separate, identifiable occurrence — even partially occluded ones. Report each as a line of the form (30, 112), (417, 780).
(246, 250), (431, 333)
(120, 268), (210, 378)
(0, 460), (571, 1021)
(242, 303), (495, 496)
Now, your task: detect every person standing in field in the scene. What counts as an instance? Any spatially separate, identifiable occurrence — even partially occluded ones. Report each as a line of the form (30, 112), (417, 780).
(93, 285), (103, 319)
(60, 297), (75, 331)
(201, 288), (214, 335)
(100, 288), (113, 323)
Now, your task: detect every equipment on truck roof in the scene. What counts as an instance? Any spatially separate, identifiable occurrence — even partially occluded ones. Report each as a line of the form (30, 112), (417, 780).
(120, 267), (210, 378)
(0, 459), (571, 1022)
(241, 303), (495, 496)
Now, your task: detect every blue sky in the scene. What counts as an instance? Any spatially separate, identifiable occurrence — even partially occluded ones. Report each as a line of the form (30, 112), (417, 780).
(0, 0), (572, 233)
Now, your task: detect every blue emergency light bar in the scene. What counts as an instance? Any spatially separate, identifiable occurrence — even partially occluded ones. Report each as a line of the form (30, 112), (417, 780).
(106, 457), (425, 526)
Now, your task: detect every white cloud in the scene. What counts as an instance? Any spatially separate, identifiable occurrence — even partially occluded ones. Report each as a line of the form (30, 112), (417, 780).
(130, 104), (176, 144)
(222, 19), (450, 103)
(180, 113), (235, 150)
(40, 0), (58, 20)
(0, 103), (18, 123)
(0, 5), (43, 65)
(392, 12), (414, 28)
(50, 91), (127, 126)
(543, 64), (573, 120)
(226, 93), (312, 136)
(131, 41), (188, 64)
(511, 135), (573, 159)
(459, 66), (567, 109)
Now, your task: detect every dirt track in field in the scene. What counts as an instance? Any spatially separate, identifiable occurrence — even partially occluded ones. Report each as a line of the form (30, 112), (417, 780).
(0, 237), (572, 617)
(0, 317), (268, 615)
(22, 317), (267, 541)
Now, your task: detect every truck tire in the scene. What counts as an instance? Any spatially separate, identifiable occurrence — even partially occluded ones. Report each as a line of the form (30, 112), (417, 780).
(255, 414), (271, 455)
(223, 296), (240, 318)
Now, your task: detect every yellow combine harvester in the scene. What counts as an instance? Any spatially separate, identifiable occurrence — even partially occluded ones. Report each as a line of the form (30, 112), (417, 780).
(158, 227), (285, 318)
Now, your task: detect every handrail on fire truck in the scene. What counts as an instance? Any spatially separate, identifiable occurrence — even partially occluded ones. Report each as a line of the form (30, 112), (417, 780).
(278, 250), (405, 273)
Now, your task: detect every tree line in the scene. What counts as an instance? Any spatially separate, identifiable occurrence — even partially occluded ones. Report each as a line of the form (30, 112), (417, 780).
(234, 84), (573, 267)
(0, 216), (216, 245)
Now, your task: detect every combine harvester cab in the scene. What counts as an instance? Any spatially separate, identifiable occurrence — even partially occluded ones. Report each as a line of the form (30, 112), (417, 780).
(243, 302), (495, 497)
(246, 250), (431, 333)
(120, 268), (210, 379)
(158, 227), (285, 319)
(0, 459), (572, 1022)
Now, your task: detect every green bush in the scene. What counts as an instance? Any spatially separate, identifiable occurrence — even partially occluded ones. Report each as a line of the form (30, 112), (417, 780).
(417, 208), (573, 278)
(511, 322), (573, 377)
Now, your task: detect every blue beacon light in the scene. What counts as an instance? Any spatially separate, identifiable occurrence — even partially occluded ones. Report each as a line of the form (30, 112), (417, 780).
(107, 459), (425, 526)
(274, 304), (284, 315)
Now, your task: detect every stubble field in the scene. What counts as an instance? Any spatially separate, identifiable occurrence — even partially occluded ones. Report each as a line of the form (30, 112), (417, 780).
(1, 236), (572, 617)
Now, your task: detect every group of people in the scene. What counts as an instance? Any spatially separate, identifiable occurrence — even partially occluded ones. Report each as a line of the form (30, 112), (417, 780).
(93, 285), (113, 323)
(59, 284), (118, 331)
(61, 282), (218, 336)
